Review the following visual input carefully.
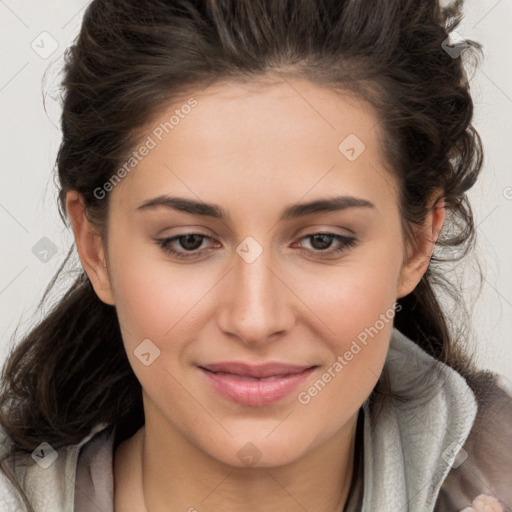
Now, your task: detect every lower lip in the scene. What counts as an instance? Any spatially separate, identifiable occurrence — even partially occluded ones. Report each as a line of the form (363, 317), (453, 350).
(199, 367), (317, 407)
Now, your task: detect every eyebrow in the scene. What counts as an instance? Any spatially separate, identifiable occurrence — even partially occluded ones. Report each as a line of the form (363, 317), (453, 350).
(136, 195), (375, 222)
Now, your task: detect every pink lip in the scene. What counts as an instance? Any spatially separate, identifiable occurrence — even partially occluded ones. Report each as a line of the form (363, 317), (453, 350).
(198, 362), (317, 407)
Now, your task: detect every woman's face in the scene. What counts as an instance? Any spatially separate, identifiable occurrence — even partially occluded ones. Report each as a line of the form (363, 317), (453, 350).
(73, 78), (434, 467)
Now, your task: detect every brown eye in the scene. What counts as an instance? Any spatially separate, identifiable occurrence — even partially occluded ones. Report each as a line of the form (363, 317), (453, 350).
(297, 233), (358, 258)
(174, 234), (205, 251)
(155, 233), (214, 259)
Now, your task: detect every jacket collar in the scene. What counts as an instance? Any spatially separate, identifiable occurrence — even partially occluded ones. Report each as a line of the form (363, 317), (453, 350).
(361, 327), (478, 510)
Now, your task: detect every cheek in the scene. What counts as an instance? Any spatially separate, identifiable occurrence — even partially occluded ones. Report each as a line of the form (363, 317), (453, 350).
(113, 272), (173, 341)
(290, 246), (401, 410)
(109, 256), (203, 410)
(293, 259), (400, 426)
(109, 232), (205, 339)
(294, 321), (392, 450)
(293, 245), (402, 344)
(108, 240), (224, 400)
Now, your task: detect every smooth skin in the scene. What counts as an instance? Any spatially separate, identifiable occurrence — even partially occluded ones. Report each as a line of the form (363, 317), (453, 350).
(66, 77), (445, 512)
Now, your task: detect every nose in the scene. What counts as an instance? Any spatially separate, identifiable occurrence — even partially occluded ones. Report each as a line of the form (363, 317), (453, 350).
(216, 239), (295, 347)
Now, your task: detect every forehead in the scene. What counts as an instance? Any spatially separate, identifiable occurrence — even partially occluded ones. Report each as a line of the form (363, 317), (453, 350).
(167, 77), (381, 148)
(110, 78), (396, 214)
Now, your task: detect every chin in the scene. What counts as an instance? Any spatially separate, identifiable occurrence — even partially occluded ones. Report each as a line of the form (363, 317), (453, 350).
(202, 429), (312, 470)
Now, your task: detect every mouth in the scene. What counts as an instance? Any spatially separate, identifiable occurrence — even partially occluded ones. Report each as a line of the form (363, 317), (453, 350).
(198, 361), (316, 379)
(201, 371), (300, 381)
(197, 363), (318, 407)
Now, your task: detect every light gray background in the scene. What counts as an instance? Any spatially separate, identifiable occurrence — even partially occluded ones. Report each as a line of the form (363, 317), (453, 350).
(1, 0), (511, 382)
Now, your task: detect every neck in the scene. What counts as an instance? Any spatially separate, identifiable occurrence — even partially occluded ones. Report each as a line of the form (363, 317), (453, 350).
(125, 404), (359, 512)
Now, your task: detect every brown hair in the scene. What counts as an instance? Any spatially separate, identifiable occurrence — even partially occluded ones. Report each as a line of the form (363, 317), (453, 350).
(0, 0), (486, 509)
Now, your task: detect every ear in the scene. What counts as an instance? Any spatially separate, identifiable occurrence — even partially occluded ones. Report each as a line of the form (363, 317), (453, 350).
(65, 190), (115, 306)
(397, 192), (446, 299)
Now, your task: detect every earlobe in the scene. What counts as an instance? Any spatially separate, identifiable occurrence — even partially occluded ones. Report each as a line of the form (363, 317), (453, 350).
(65, 190), (116, 306)
(397, 195), (446, 299)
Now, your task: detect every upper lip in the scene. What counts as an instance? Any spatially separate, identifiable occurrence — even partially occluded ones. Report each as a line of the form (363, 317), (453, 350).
(198, 362), (316, 378)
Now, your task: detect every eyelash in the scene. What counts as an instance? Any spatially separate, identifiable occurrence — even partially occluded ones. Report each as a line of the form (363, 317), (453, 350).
(154, 232), (358, 260)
